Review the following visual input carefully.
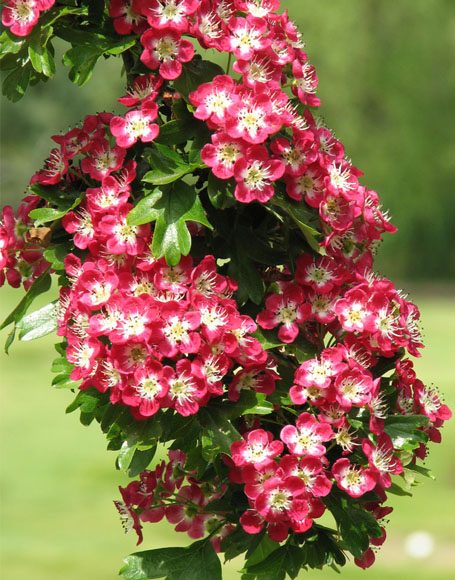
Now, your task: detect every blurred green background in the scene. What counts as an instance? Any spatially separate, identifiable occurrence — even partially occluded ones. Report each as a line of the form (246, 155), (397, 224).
(1, 0), (454, 579)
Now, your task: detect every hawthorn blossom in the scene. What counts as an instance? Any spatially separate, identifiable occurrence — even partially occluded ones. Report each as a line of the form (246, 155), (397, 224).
(140, 28), (194, 80)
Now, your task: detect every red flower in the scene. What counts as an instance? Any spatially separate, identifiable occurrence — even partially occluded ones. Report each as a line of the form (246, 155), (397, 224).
(140, 28), (194, 80)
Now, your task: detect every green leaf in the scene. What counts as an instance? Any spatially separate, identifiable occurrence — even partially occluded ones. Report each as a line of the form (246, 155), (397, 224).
(234, 391), (274, 417)
(243, 544), (304, 580)
(62, 33), (136, 85)
(207, 174), (236, 209)
(222, 528), (266, 563)
(156, 119), (197, 146)
(388, 482), (413, 497)
(325, 494), (382, 558)
(43, 243), (71, 271)
(117, 442), (157, 477)
(2, 65), (31, 102)
(28, 26), (55, 77)
(120, 539), (222, 580)
(272, 194), (321, 253)
(173, 58), (224, 100)
(17, 301), (58, 342)
(127, 188), (163, 226)
(143, 143), (202, 186)
(29, 196), (81, 225)
(0, 271), (52, 331)
(150, 183), (212, 266)
(199, 408), (241, 462)
(384, 414), (430, 450)
(244, 535), (280, 568)
(228, 244), (264, 305)
(0, 30), (24, 56)
(252, 328), (284, 350)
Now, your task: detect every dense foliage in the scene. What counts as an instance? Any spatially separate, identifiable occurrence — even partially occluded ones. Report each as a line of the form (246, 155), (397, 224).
(0, 1), (451, 579)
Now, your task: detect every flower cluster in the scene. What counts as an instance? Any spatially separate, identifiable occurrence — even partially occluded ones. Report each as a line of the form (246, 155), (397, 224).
(0, 199), (48, 289)
(2, 0), (55, 37)
(115, 449), (233, 550)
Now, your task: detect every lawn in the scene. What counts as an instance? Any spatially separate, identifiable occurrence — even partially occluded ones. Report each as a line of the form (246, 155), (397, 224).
(0, 287), (454, 580)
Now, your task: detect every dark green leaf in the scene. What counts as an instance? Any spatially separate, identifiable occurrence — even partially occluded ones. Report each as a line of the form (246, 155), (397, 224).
(17, 301), (58, 341)
(199, 408), (241, 462)
(252, 328), (284, 350)
(207, 174), (236, 209)
(245, 535), (280, 568)
(2, 65), (31, 102)
(272, 194), (321, 253)
(233, 391), (274, 417)
(120, 539), (222, 580)
(325, 494), (382, 558)
(173, 58), (224, 99)
(244, 544), (304, 580)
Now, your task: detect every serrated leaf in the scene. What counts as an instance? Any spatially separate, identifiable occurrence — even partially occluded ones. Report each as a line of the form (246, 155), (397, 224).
(29, 196), (81, 225)
(2, 65), (31, 102)
(150, 183), (212, 266)
(325, 494), (382, 558)
(384, 414), (429, 450)
(17, 301), (58, 341)
(0, 30), (24, 56)
(120, 539), (221, 580)
(244, 535), (280, 568)
(143, 143), (202, 186)
(127, 188), (163, 225)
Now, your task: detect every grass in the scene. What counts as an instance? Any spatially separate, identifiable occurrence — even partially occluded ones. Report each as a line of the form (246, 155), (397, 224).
(0, 286), (454, 579)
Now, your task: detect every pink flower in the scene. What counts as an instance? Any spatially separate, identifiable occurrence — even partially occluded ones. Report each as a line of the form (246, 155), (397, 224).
(118, 74), (163, 107)
(280, 412), (333, 457)
(110, 105), (159, 148)
(231, 429), (284, 469)
(166, 359), (207, 416)
(165, 484), (207, 538)
(61, 207), (95, 250)
(109, 0), (147, 35)
(291, 58), (320, 107)
(201, 132), (246, 180)
(296, 254), (345, 295)
(225, 90), (281, 144)
(332, 458), (378, 498)
(98, 205), (150, 255)
(334, 368), (375, 410)
(334, 288), (373, 333)
(278, 455), (332, 497)
(228, 16), (270, 60)
(233, 145), (285, 203)
(2, 0), (40, 37)
(81, 138), (126, 181)
(122, 359), (172, 418)
(362, 434), (403, 488)
(257, 283), (310, 343)
(189, 75), (238, 125)
(30, 148), (68, 185)
(134, 0), (200, 32)
(140, 28), (194, 80)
